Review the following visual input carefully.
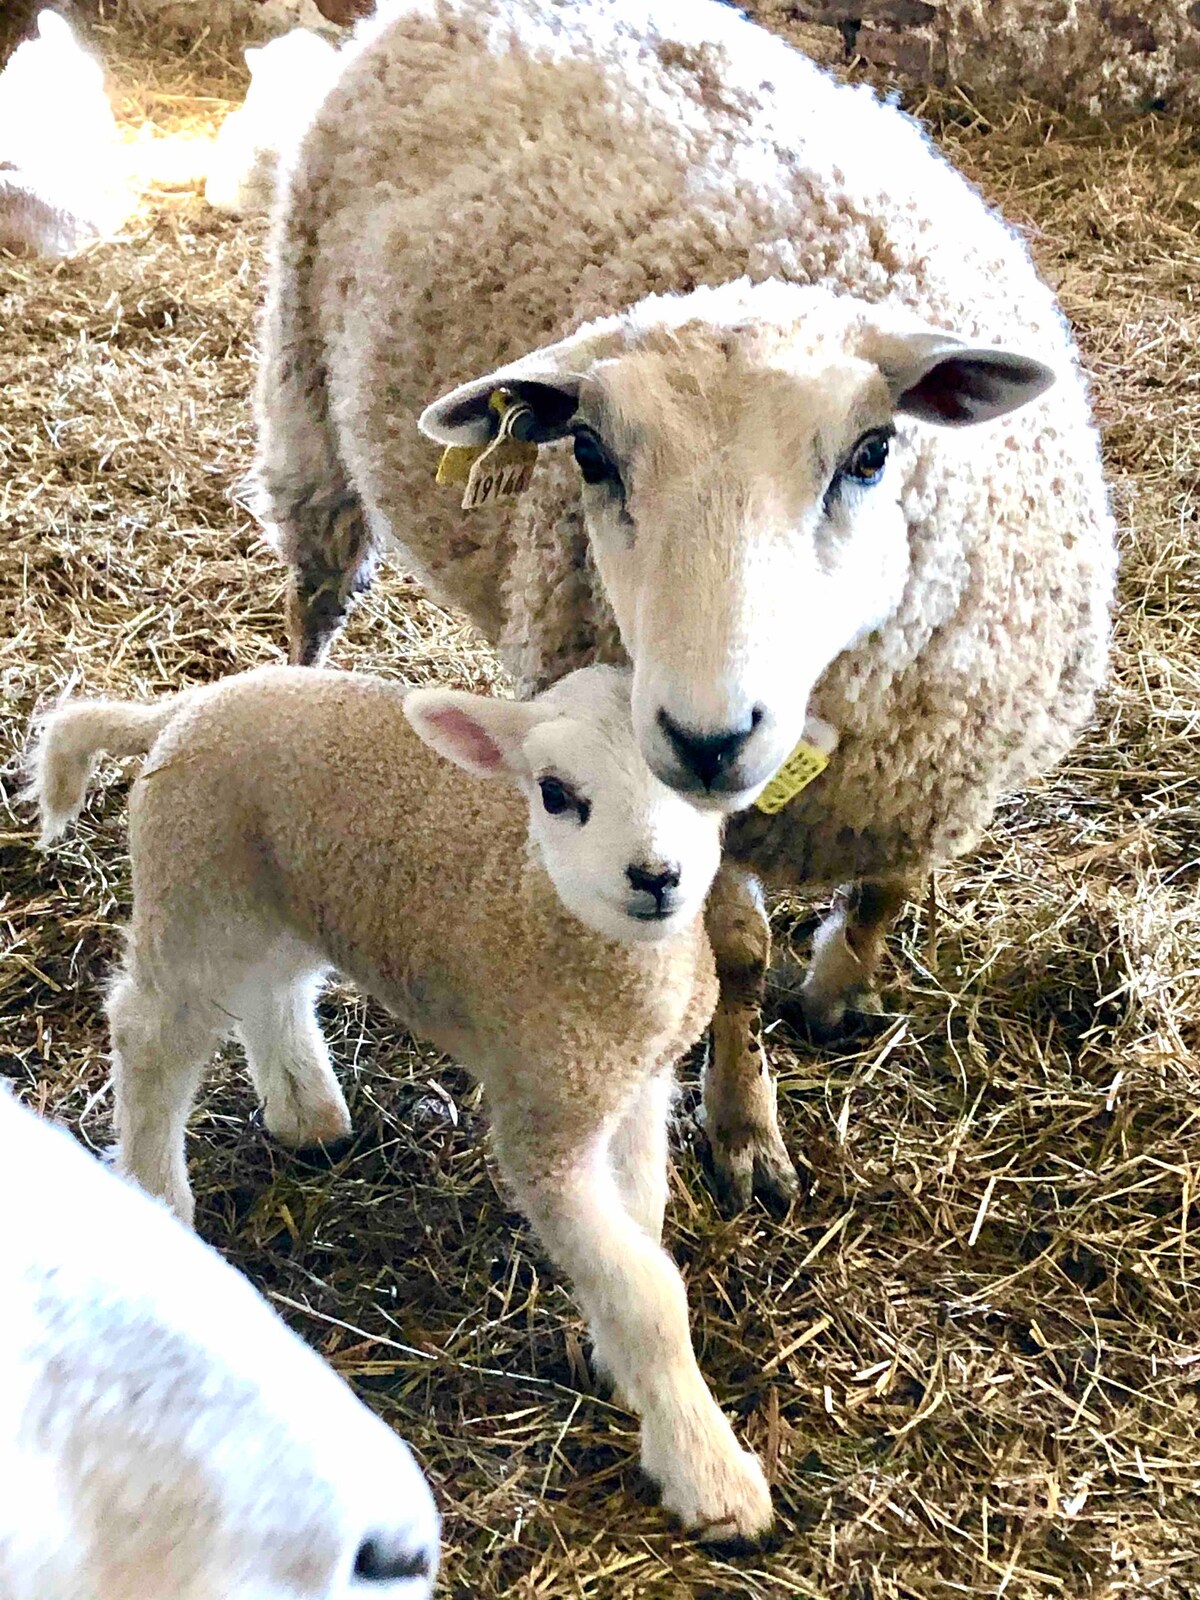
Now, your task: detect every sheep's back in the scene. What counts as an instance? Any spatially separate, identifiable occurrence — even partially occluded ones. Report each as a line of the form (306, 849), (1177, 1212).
(284, 0), (1115, 881)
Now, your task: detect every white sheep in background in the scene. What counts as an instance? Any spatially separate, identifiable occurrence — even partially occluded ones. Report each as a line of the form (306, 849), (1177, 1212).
(257, 0), (1117, 1207)
(0, 10), (128, 256)
(0, 1088), (438, 1600)
(204, 30), (340, 217)
(30, 661), (782, 1541)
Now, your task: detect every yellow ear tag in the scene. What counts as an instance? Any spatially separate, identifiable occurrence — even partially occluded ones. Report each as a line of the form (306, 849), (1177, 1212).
(435, 388), (540, 509)
(754, 719), (838, 815)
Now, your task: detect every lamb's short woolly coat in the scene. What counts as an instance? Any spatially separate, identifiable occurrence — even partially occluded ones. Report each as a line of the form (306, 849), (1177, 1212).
(128, 668), (716, 1172)
(259, 0), (1115, 889)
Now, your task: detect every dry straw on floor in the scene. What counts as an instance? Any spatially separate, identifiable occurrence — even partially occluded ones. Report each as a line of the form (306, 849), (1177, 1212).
(2, 15), (1198, 1599)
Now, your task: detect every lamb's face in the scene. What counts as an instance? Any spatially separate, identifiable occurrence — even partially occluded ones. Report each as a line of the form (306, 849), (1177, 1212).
(520, 669), (722, 945)
(421, 283), (1055, 815)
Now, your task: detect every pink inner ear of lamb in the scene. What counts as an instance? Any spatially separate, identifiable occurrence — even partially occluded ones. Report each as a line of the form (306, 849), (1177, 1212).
(427, 706), (506, 771)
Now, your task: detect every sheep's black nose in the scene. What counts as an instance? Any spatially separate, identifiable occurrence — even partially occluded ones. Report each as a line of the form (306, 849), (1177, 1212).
(627, 863), (681, 909)
(353, 1531), (435, 1585)
(657, 709), (760, 790)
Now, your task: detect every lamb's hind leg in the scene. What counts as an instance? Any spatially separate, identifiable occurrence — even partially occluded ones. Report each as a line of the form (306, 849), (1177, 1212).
(110, 969), (227, 1228)
(496, 1115), (772, 1543)
(777, 875), (917, 1041)
(701, 862), (797, 1211)
(233, 955), (351, 1149)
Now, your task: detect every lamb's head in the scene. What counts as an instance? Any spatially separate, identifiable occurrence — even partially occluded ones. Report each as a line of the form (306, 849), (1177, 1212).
(420, 282), (1056, 811)
(404, 665), (721, 944)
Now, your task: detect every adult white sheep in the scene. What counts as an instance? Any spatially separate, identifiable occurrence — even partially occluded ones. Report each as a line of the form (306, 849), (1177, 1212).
(0, 1088), (438, 1600)
(0, 10), (128, 256)
(255, 0), (1117, 1206)
(204, 29), (341, 218)
(31, 662), (789, 1540)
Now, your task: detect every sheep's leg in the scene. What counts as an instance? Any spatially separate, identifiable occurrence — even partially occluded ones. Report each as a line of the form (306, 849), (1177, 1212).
(608, 1071), (672, 1244)
(497, 1123), (772, 1543)
(779, 876), (916, 1040)
(276, 493), (376, 667)
(234, 962), (351, 1149)
(256, 213), (375, 667)
(701, 863), (797, 1211)
(109, 971), (226, 1228)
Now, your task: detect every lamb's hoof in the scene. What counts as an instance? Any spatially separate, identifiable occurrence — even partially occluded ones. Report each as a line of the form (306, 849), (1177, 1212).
(644, 1430), (773, 1545)
(261, 1099), (354, 1155)
(699, 1110), (799, 1213)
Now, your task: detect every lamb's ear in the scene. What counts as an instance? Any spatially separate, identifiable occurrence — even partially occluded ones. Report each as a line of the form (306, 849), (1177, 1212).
(404, 689), (549, 780)
(879, 333), (1056, 426)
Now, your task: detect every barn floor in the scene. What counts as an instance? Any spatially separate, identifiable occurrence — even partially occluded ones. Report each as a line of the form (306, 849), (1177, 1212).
(2, 15), (1199, 1600)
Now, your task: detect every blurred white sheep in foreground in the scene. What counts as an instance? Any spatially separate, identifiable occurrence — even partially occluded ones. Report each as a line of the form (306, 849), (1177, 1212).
(205, 29), (340, 216)
(0, 10), (130, 257)
(0, 1089), (439, 1600)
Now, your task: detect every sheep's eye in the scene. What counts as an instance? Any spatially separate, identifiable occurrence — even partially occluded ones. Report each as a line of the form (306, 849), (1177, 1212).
(844, 428), (892, 485)
(538, 776), (591, 825)
(572, 428), (622, 490)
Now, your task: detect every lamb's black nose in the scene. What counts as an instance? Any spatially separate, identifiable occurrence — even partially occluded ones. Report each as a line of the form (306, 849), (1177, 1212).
(626, 863), (681, 910)
(657, 709), (759, 790)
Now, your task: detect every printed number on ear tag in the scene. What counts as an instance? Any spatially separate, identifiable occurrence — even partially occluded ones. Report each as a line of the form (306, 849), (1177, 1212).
(754, 740), (831, 815)
(435, 389), (540, 510)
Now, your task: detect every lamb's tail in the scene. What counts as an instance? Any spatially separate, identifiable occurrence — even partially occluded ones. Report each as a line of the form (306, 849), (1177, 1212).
(27, 694), (190, 846)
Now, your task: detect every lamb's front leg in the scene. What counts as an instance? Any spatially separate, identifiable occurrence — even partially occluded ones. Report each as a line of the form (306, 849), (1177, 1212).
(496, 1116), (772, 1543)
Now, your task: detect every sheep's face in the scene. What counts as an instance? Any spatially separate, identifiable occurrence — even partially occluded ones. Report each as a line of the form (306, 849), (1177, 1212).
(3, 1093), (439, 1600)
(405, 666), (721, 945)
(420, 284), (1055, 812)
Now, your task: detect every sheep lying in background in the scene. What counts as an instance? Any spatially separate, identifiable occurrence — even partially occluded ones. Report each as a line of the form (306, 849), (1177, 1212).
(257, 0), (1117, 1206)
(205, 29), (340, 217)
(31, 662), (778, 1541)
(0, 10), (128, 257)
(0, 1088), (438, 1600)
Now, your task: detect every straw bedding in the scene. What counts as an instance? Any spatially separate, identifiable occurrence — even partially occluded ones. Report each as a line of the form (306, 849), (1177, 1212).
(1, 15), (1198, 1598)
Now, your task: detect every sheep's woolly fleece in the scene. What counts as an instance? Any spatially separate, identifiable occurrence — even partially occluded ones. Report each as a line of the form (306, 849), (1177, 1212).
(751, 1), (1200, 117)
(2, 14), (1198, 1600)
(264, 0), (1116, 888)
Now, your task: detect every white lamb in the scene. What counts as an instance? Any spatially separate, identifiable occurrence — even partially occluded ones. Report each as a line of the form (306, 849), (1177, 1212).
(257, 0), (1117, 1208)
(0, 1088), (438, 1600)
(205, 30), (340, 217)
(0, 11), (128, 256)
(31, 662), (789, 1541)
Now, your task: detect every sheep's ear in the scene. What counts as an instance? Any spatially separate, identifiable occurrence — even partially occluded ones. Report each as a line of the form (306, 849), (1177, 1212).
(419, 322), (627, 446)
(883, 334), (1056, 427)
(419, 374), (581, 447)
(404, 689), (548, 780)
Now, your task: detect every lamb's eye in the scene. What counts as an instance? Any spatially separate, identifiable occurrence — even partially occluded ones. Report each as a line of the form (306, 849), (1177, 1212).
(572, 428), (622, 490)
(538, 776), (591, 825)
(844, 428), (892, 485)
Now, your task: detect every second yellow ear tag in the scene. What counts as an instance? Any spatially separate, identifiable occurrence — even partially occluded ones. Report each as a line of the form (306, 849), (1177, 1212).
(435, 389), (539, 509)
(754, 717), (838, 815)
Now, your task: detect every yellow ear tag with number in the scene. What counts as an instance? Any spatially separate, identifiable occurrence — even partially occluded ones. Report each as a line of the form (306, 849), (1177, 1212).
(436, 388), (539, 510)
(754, 719), (838, 815)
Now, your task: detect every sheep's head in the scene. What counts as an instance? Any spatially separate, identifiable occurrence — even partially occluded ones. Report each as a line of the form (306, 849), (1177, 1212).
(404, 665), (721, 945)
(420, 283), (1056, 812)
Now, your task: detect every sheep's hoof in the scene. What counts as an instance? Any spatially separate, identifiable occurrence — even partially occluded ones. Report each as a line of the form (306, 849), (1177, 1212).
(643, 1423), (774, 1545)
(699, 1111), (799, 1213)
(786, 990), (891, 1047)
